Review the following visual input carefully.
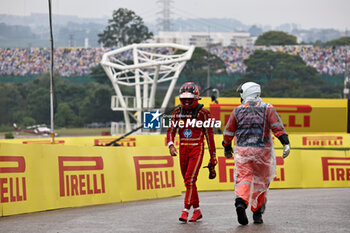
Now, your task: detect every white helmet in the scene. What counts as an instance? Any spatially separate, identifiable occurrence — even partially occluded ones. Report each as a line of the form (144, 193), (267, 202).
(236, 82), (261, 101)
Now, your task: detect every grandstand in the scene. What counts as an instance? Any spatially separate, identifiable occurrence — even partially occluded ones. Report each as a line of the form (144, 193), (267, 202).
(0, 45), (349, 77)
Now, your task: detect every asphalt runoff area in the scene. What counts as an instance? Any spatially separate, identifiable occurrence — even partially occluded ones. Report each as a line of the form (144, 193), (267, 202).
(0, 188), (349, 233)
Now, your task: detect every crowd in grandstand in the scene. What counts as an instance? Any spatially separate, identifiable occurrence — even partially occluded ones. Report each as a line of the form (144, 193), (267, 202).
(210, 45), (350, 76)
(0, 46), (349, 77)
(0, 47), (110, 76)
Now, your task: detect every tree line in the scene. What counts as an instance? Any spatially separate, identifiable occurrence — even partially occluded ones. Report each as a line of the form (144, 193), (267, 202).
(253, 30), (350, 47)
(0, 73), (122, 130)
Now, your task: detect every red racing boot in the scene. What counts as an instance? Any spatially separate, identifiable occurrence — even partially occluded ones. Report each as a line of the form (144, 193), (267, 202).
(189, 209), (202, 222)
(179, 210), (189, 222)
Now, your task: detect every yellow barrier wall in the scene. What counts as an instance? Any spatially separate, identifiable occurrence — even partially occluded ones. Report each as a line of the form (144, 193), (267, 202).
(1, 133), (349, 216)
(195, 148), (350, 190)
(4, 133), (350, 149)
(0, 143), (182, 216)
(0, 133), (350, 149)
(175, 97), (349, 133)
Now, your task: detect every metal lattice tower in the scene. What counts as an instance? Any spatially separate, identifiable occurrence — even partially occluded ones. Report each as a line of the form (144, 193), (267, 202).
(157, 0), (173, 31)
(101, 43), (194, 134)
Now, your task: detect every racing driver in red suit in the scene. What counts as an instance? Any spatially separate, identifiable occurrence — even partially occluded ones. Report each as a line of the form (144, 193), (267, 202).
(166, 82), (217, 223)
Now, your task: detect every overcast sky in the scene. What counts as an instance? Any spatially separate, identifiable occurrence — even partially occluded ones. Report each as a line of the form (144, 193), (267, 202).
(1, 0), (350, 30)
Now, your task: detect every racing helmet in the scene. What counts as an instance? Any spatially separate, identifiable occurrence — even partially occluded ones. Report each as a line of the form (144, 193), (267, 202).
(236, 82), (261, 101)
(179, 82), (199, 110)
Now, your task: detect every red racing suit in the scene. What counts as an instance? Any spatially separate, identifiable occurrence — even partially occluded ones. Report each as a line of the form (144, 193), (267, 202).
(223, 99), (287, 211)
(167, 106), (216, 209)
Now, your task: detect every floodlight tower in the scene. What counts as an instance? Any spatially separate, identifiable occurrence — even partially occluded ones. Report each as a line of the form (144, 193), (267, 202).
(101, 43), (194, 134)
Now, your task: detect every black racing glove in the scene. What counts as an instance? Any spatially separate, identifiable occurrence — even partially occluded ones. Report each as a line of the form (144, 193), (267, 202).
(203, 157), (217, 179)
(222, 141), (233, 158)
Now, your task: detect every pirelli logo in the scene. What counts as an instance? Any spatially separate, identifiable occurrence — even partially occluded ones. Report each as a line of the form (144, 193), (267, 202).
(218, 157), (234, 183)
(322, 157), (350, 181)
(218, 156), (285, 183)
(58, 156), (105, 197)
(134, 156), (175, 190)
(0, 156), (27, 203)
(302, 136), (343, 146)
(274, 105), (311, 128)
(94, 138), (136, 146)
(209, 104), (312, 128)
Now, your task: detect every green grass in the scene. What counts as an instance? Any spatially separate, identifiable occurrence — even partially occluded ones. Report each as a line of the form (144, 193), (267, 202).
(55, 128), (110, 136)
(0, 128), (111, 138)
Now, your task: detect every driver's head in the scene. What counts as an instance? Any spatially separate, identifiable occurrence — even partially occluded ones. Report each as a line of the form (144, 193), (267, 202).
(179, 82), (199, 110)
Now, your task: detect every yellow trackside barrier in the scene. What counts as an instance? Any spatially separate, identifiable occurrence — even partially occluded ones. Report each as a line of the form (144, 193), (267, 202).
(175, 97), (349, 133)
(1, 133), (350, 216)
(1, 135), (162, 147)
(3, 133), (350, 152)
(288, 134), (350, 148)
(195, 148), (350, 191)
(2, 134), (350, 150)
(0, 143), (182, 216)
